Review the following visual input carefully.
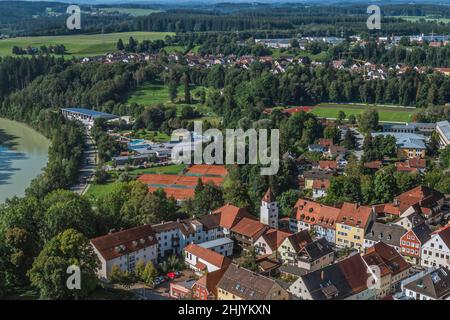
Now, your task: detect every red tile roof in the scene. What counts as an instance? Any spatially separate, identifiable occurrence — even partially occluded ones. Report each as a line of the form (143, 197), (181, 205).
(318, 161), (338, 170)
(90, 225), (157, 261)
(318, 138), (333, 148)
(262, 188), (276, 203)
(395, 186), (444, 213)
(293, 198), (340, 229)
(339, 254), (371, 294)
(312, 179), (330, 190)
(212, 204), (256, 229)
(185, 244), (231, 269)
(259, 228), (292, 251)
(337, 203), (373, 229)
(194, 267), (228, 298)
(364, 161), (382, 170)
(373, 203), (401, 217)
(363, 242), (410, 277)
(231, 217), (269, 240)
(286, 230), (313, 252)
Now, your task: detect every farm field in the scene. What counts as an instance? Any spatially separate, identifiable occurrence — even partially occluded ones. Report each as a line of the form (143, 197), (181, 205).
(0, 32), (173, 57)
(99, 7), (162, 16)
(310, 103), (419, 123)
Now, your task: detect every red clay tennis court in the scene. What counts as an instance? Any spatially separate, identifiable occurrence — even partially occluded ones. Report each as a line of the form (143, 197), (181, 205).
(138, 165), (228, 201)
(185, 164), (228, 177)
(137, 174), (224, 187)
(147, 187), (195, 200)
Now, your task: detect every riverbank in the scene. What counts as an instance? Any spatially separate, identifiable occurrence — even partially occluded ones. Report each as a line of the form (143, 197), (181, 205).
(0, 118), (50, 202)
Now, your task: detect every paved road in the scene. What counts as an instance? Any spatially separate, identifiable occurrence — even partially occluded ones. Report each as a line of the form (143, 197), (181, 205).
(71, 131), (97, 195)
(351, 128), (365, 160)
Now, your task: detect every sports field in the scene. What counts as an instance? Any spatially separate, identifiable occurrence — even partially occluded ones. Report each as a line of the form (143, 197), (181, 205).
(310, 103), (418, 123)
(0, 32), (173, 57)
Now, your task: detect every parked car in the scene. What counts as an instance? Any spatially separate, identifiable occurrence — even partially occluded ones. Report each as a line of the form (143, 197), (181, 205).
(174, 271), (182, 277)
(166, 272), (176, 280)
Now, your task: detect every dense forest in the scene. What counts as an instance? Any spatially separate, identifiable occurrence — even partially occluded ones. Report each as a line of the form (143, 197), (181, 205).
(5, 2), (450, 36)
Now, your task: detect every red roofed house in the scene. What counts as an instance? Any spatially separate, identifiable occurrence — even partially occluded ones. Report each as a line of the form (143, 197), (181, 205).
(373, 203), (401, 219)
(400, 223), (432, 264)
(90, 225), (158, 280)
(318, 138), (334, 149)
(211, 204), (257, 236)
(364, 161), (382, 171)
(362, 242), (411, 298)
(335, 203), (375, 252)
(312, 179), (330, 199)
(318, 160), (338, 171)
(394, 186), (445, 222)
(254, 228), (292, 256)
(184, 244), (231, 275)
(192, 268), (228, 300)
(421, 224), (450, 269)
(395, 157), (426, 173)
(290, 198), (340, 244)
(231, 217), (269, 250)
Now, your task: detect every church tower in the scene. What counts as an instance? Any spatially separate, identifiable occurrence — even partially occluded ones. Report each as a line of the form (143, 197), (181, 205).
(260, 188), (278, 228)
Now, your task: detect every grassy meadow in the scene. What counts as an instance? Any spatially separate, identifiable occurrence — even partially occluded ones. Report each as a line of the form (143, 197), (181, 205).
(310, 103), (419, 123)
(0, 32), (174, 57)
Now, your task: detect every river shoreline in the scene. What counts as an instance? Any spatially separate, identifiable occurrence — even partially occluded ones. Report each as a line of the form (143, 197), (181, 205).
(0, 118), (50, 203)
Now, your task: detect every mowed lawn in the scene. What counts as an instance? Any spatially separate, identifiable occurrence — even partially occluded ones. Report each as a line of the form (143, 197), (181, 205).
(310, 103), (418, 123)
(127, 81), (209, 115)
(0, 32), (174, 57)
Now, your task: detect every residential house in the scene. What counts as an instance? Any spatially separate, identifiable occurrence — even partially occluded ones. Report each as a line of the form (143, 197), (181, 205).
(301, 169), (337, 190)
(364, 161), (382, 172)
(312, 179), (330, 199)
(421, 224), (450, 269)
(295, 238), (334, 272)
(289, 253), (376, 300)
(230, 217), (269, 250)
(400, 223), (432, 264)
(364, 222), (407, 252)
(279, 230), (313, 265)
(169, 279), (197, 299)
(184, 244), (231, 275)
(192, 268), (228, 300)
(394, 186), (445, 222)
(209, 204), (256, 236)
(335, 203), (376, 252)
(317, 160), (338, 171)
(290, 198), (340, 243)
(151, 217), (218, 258)
(403, 267), (450, 300)
(217, 264), (289, 300)
(90, 225), (158, 280)
(395, 158), (426, 173)
(393, 210), (425, 231)
(362, 242), (411, 298)
(254, 228), (292, 256)
(198, 237), (234, 257)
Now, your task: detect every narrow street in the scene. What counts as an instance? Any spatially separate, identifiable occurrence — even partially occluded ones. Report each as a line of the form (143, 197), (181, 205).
(71, 130), (97, 195)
